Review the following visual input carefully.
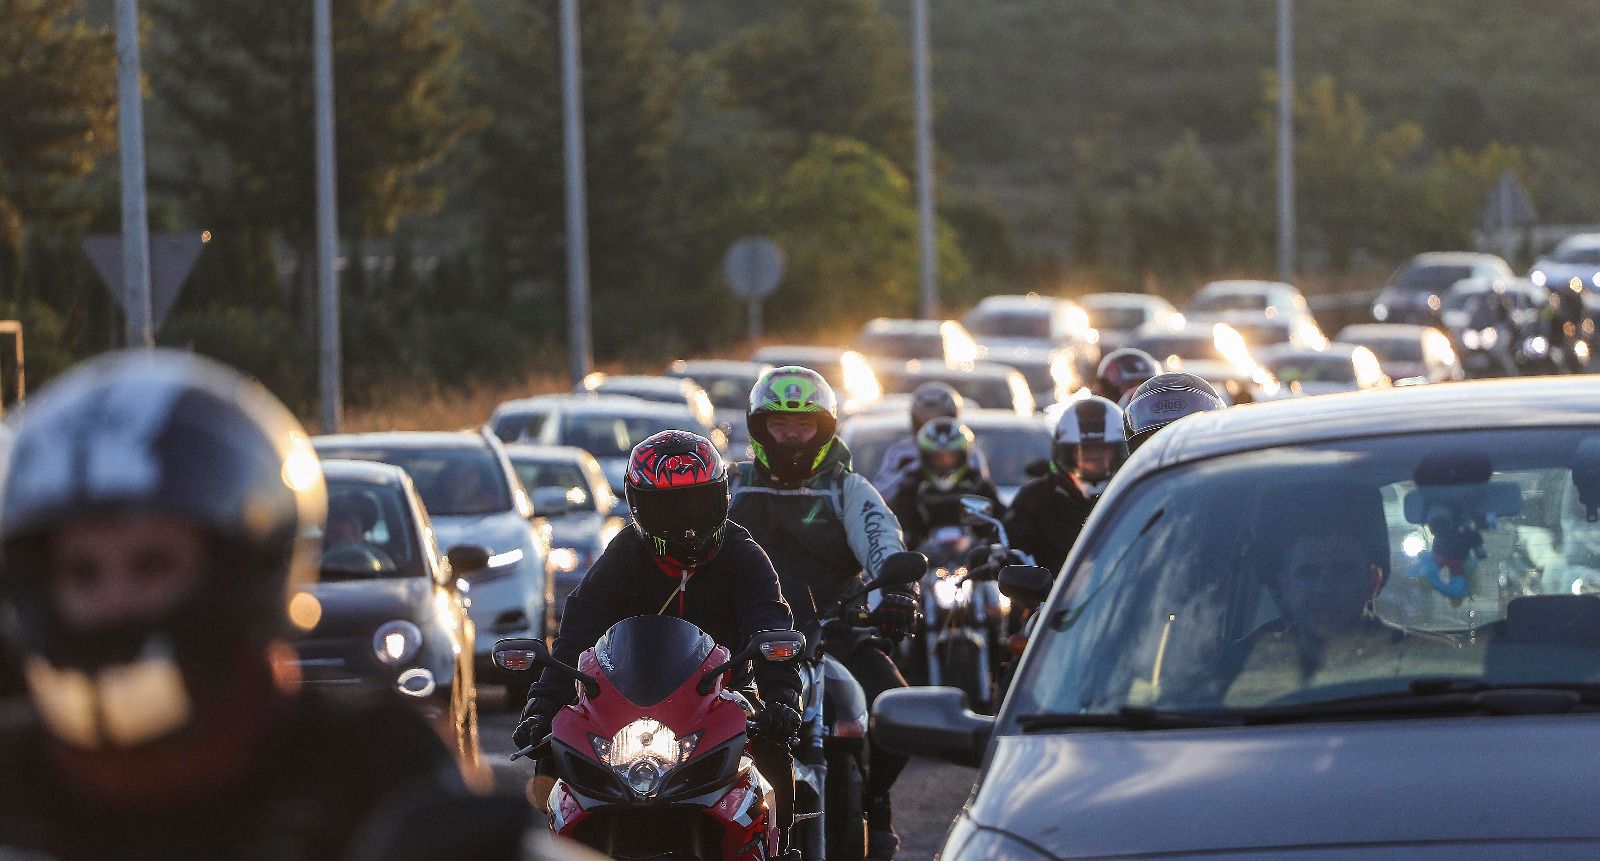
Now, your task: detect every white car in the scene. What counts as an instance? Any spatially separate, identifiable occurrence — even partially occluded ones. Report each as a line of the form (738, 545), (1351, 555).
(1257, 343), (1391, 396)
(1530, 233), (1600, 292)
(490, 394), (718, 493)
(313, 430), (553, 680)
(1078, 292), (1182, 352)
(839, 408), (1050, 507)
(1185, 279), (1309, 322)
(1335, 323), (1462, 385)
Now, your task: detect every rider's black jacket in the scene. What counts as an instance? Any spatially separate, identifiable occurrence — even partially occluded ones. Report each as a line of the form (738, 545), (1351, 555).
(0, 693), (477, 861)
(1003, 473), (1097, 575)
(888, 470), (1005, 550)
(527, 523), (803, 705)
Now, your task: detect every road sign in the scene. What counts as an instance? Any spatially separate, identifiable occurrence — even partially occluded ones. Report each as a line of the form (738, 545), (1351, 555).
(1482, 170), (1536, 230)
(723, 237), (784, 301)
(83, 231), (208, 335)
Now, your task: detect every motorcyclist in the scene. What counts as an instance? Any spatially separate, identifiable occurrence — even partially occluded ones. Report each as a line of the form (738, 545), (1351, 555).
(1542, 276), (1589, 373)
(0, 350), (501, 861)
(1003, 396), (1128, 575)
(888, 417), (1005, 550)
(730, 366), (919, 861)
(515, 430), (803, 826)
(870, 381), (989, 500)
(1093, 347), (1162, 406)
(1123, 371), (1227, 454)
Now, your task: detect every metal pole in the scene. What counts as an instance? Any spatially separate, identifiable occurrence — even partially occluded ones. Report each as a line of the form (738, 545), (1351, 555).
(560, 0), (593, 385)
(1276, 0), (1295, 283)
(115, 0), (153, 348)
(314, 0), (342, 432)
(911, 0), (938, 319)
(748, 299), (761, 342)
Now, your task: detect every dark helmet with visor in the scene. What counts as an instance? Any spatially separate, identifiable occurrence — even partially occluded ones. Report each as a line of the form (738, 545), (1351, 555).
(0, 349), (326, 748)
(625, 430), (730, 567)
(1095, 348), (1161, 403)
(1123, 372), (1225, 453)
(747, 366), (838, 486)
(1052, 396), (1129, 498)
(916, 417), (976, 490)
(909, 381), (963, 435)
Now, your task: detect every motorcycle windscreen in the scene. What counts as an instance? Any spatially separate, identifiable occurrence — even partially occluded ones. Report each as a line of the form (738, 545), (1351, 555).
(594, 615), (717, 707)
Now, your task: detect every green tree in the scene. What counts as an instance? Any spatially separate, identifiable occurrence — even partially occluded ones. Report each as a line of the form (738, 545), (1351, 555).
(760, 135), (967, 330)
(1123, 132), (1230, 282)
(0, 0), (115, 299)
(717, 0), (914, 172)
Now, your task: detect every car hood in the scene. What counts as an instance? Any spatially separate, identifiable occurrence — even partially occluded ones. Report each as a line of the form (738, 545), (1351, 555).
(431, 510), (533, 555)
(969, 716), (1600, 859)
(302, 577), (431, 639)
(545, 511), (607, 549)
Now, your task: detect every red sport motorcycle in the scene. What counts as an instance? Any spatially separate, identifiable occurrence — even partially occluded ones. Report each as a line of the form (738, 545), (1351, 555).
(495, 621), (806, 860)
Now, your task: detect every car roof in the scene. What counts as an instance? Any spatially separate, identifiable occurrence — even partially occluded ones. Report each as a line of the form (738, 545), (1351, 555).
(315, 431), (491, 450)
(751, 345), (846, 362)
(1195, 279), (1296, 296)
(493, 393), (669, 418)
(501, 443), (595, 464)
(1552, 233), (1600, 251)
(667, 359), (771, 376)
(862, 317), (948, 334)
(1129, 377), (1600, 477)
(895, 360), (1019, 381)
(970, 294), (1072, 311)
(1409, 251), (1507, 267)
(320, 458), (409, 485)
(587, 374), (696, 392)
(843, 407), (1046, 433)
(1078, 292), (1169, 308)
(1336, 323), (1434, 341)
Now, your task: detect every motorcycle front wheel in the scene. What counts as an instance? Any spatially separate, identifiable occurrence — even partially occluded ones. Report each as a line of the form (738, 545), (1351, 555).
(825, 744), (867, 861)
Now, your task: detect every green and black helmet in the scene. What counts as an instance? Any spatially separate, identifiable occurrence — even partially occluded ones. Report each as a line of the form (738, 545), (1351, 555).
(747, 366), (839, 486)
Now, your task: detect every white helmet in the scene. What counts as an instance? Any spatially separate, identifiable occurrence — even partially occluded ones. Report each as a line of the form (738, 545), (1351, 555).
(1052, 396), (1128, 499)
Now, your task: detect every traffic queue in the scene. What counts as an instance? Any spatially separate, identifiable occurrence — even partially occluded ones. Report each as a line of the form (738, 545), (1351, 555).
(3, 249), (1600, 859)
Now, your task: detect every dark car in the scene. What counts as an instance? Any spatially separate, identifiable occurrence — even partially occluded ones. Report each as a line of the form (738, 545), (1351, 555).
(292, 460), (479, 766)
(312, 430), (552, 680)
(879, 377), (1600, 859)
(1372, 252), (1514, 326)
(504, 443), (625, 621)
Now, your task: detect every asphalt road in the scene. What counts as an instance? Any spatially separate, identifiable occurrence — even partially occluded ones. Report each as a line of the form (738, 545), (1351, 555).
(477, 685), (977, 860)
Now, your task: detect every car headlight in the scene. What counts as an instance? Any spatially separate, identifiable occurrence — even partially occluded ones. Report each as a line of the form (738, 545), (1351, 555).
(547, 546), (582, 574)
(589, 718), (701, 797)
(1372, 303), (1388, 321)
(1531, 270), (1548, 287)
(373, 620), (422, 665)
(1478, 327), (1498, 348)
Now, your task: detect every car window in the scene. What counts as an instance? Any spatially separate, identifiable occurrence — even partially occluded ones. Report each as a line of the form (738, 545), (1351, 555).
(512, 459), (595, 512)
(559, 414), (686, 458)
(491, 410), (549, 443)
(1085, 306), (1148, 331)
(1355, 338), (1423, 363)
(965, 310), (1051, 340)
(1263, 354), (1356, 384)
(1394, 264), (1474, 293)
(316, 446), (512, 516)
(971, 426), (1050, 487)
(1191, 292), (1268, 313)
(1554, 247), (1600, 265)
(691, 374), (757, 410)
(1015, 428), (1600, 718)
(319, 479), (421, 580)
(856, 330), (944, 360)
(841, 423), (904, 481)
(1133, 333), (1225, 363)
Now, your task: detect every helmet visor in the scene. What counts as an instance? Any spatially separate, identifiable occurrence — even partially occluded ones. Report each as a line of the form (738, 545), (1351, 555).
(1073, 442), (1126, 483)
(630, 481), (728, 544)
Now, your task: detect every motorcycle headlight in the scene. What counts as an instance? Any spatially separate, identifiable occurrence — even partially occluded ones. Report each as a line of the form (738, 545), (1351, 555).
(1373, 303), (1389, 321)
(1478, 327), (1498, 348)
(373, 620), (422, 665)
(547, 547), (582, 574)
(1461, 329), (1481, 350)
(933, 577), (960, 609)
(590, 719), (701, 797)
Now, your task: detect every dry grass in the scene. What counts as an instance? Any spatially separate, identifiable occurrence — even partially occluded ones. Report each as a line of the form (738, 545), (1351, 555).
(340, 372), (570, 433)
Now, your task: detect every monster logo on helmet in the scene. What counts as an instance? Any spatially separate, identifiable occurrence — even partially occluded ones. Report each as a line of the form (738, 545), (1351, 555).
(746, 366), (839, 487)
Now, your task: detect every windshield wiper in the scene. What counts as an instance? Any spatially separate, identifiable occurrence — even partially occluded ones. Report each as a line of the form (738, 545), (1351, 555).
(1227, 680), (1600, 724)
(1017, 706), (1242, 732)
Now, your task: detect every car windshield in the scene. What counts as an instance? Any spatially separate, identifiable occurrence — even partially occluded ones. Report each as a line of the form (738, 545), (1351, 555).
(594, 382), (680, 404)
(966, 310), (1050, 340)
(1085, 306), (1148, 331)
(689, 374), (759, 410)
(972, 426), (1050, 488)
(560, 413), (687, 458)
(856, 330), (944, 360)
(1226, 322), (1292, 346)
(1014, 427), (1600, 719)
(316, 445), (512, 517)
(1394, 264), (1474, 293)
(1191, 292), (1268, 313)
(319, 479), (421, 580)
(1263, 354), (1355, 384)
(1134, 333), (1225, 363)
(511, 459), (595, 512)
(891, 374), (1013, 410)
(490, 409), (549, 442)
(1353, 338), (1424, 363)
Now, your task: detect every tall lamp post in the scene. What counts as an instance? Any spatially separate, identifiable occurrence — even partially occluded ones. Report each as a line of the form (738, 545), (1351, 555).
(1276, 0), (1295, 283)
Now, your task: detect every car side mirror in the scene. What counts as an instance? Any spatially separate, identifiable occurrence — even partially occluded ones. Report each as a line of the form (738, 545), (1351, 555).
(873, 686), (993, 767)
(864, 551), (928, 592)
(446, 544), (492, 574)
(998, 564), (1053, 610)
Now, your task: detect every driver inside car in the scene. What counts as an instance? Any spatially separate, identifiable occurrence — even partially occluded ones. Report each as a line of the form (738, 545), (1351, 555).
(321, 494), (397, 573)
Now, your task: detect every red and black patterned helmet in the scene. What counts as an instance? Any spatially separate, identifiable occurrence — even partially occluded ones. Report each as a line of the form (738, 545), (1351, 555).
(624, 430), (730, 566)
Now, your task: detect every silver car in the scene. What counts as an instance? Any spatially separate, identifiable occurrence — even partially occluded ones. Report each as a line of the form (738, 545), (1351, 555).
(313, 430), (552, 679)
(504, 443), (625, 621)
(880, 377), (1600, 858)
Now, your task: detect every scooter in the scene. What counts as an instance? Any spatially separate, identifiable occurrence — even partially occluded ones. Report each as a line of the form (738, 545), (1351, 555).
(791, 550), (928, 861)
(495, 623), (806, 860)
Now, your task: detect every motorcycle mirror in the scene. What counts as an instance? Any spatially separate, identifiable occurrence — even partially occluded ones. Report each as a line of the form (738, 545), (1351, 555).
(492, 637), (547, 672)
(959, 495), (996, 526)
(446, 543), (493, 574)
(864, 551), (928, 593)
(998, 565), (1053, 610)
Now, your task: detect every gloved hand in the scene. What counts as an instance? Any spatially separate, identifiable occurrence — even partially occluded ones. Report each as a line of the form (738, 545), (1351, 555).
(755, 691), (803, 747)
(512, 697), (559, 751)
(870, 590), (920, 641)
